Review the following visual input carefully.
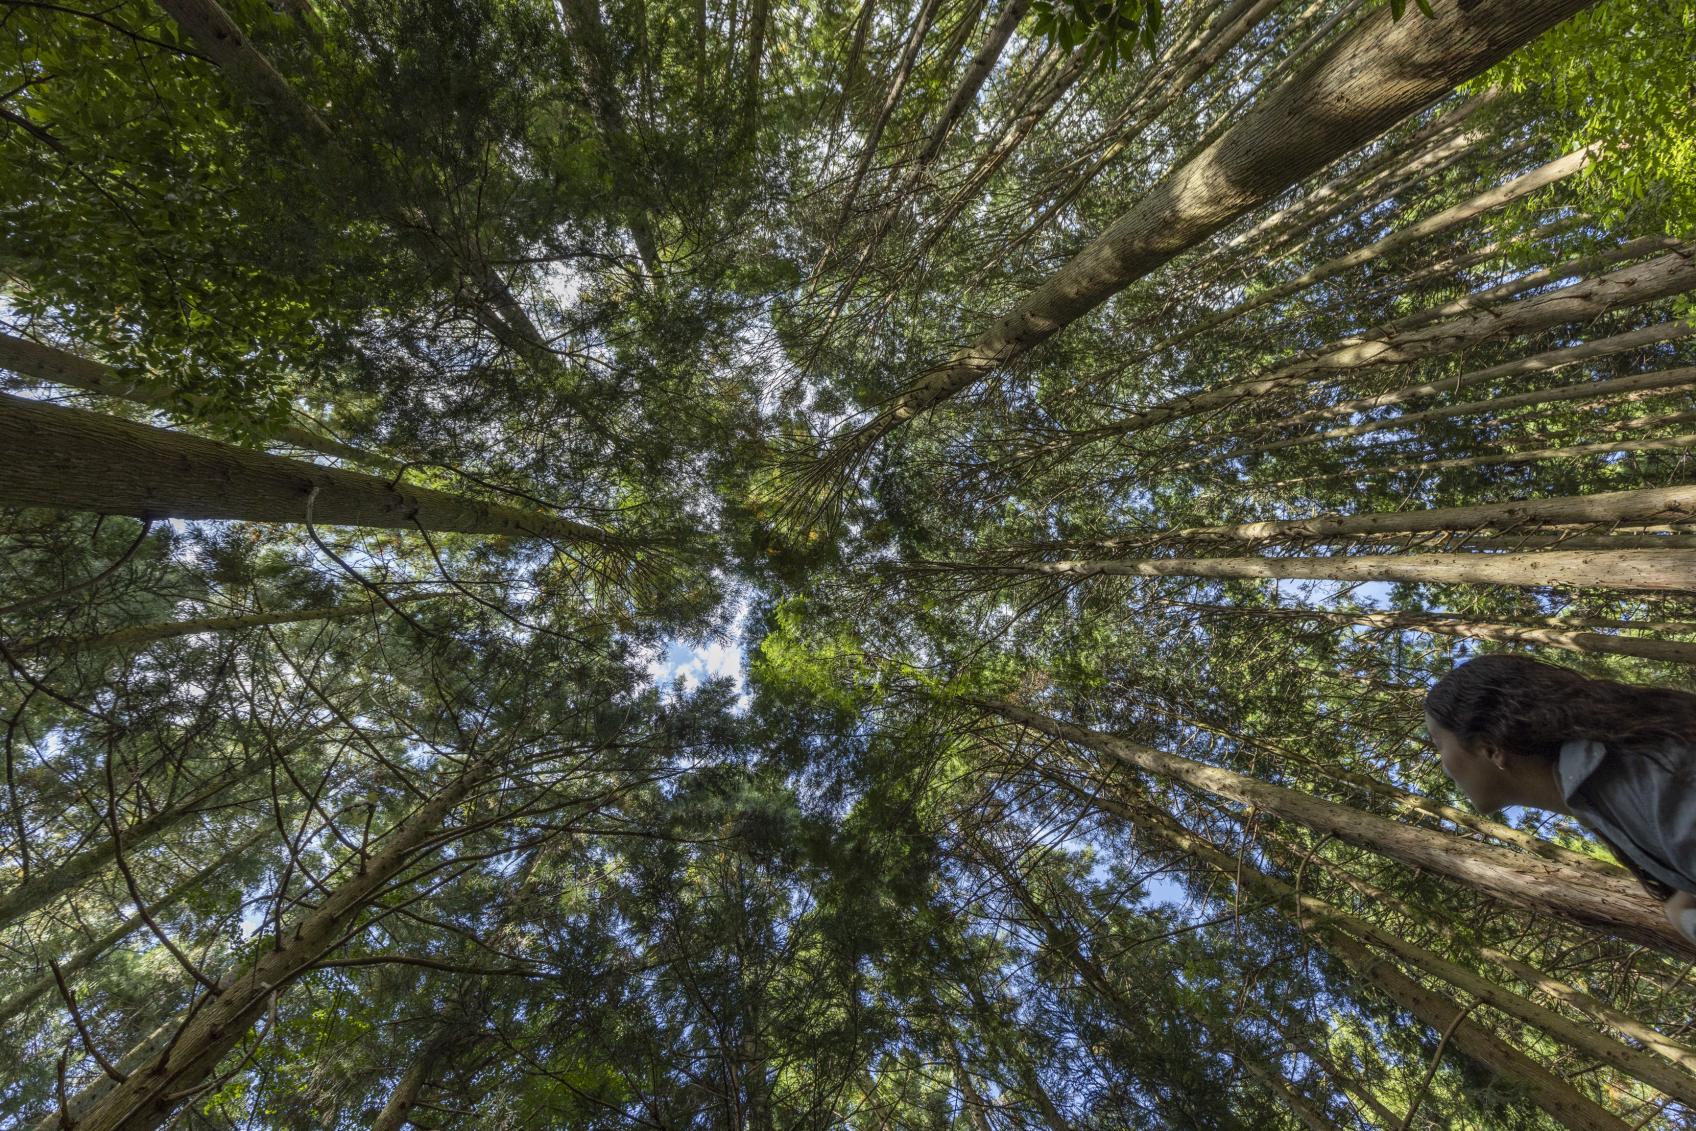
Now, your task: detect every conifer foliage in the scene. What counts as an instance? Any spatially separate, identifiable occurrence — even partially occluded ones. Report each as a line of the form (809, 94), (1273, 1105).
(3, 0), (1695, 1127)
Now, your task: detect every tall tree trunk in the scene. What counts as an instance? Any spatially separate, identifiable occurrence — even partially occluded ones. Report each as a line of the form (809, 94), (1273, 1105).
(70, 755), (492, 1131)
(371, 1042), (447, 1131)
(12, 593), (446, 658)
(1235, 607), (1696, 666)
(821, 0), (1598, 455)
(963, 547), (1696, 593)
(1276, 429), (1696, 487)
(0, 393), (621, 549)
(1098, 248), (1696, 441)
(1200, 365), (1696, 468)
(1131, 483), (1696, 546)
(1261, 320), (1695, 436)
(973, 699), (1695, 956)
(0, 333), (380, 467)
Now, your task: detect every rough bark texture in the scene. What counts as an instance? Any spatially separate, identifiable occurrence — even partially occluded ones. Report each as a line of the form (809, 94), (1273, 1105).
(0, 393), (619, 547)
(1152, 484), (1696, 544)
(978, 700), (1696, 957)
(996, 549), (1696, 593)
(835, 0), (1598, 449)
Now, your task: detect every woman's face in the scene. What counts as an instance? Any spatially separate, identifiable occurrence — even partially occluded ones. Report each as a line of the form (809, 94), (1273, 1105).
(1426, 711), (1512, 813)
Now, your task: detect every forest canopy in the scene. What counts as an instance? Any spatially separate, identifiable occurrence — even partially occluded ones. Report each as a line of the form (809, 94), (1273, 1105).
(3, 0), (1696, 1128)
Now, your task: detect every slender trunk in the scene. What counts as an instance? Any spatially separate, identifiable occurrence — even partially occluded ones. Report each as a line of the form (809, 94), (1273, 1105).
(916, 0), (1031, 171)
(821, 0), (944, 254)
(832, 0), (1032, 276)
(826, 0), (1598, 453)
(1237, 1057), (1339, 1131)
(0, 763), (263, 933)
(371, 1045), (444, 1131)
(1134, 484), (1696, 546)
(1303, 851), (1696, 1085)
(1244, 608), (1696, 666)
(71, 757), (490, 1131)
(1198, 365), (1696, 469)
(969, 548), (1696, 594)
(0, 393), (620, 549)
(1101, 248), (1696, 441)
(1288, 430), (1696, 487)
(0, 333), (380, 467)
(975, 700), (1695, 956)
(12, 593), (445, 658)
(1281, 1032), (1406, 1129)
(1261, 319), (1695, 436)
(0, 834), (262, 1024)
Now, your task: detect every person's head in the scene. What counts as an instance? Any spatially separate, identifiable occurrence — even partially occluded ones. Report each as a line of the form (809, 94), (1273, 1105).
(1424, 654), (1696, 813)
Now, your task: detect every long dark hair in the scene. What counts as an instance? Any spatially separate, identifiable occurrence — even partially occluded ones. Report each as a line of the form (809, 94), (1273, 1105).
(1425, 654), (1696, 762)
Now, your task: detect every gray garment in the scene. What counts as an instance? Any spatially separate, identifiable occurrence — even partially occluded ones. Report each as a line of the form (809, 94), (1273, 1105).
(1558, 738), (1696, 895)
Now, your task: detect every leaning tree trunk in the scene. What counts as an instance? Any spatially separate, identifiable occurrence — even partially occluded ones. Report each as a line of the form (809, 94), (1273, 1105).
(1131, 483), (1696, 546)
(974, 699), (1696, 956)
(1242, 608), (1696, 666)
(0, 333), (379, 467)
(0, 393), (621, 549)
(1257, 320), (1695, 436)
(371, 1040), (450, 1131)
(822, 0), (1599, 456)
(70, 755), (491, 1131)
(1149, 145), (1599, 356)
(1276, 429), (1696, 487)
(1200, 365), (1696, 468)
(965, 548), (1696, 593)
(1099, 248), (1696, 441)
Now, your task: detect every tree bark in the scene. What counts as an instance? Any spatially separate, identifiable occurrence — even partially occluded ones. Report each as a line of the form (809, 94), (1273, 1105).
(70, 756), (491, 1131)
(825, 0), (1599, 453)
(0, 393), (620, 548)
(1203, 366), (1696, 468)
(0, 332), (380, 467)
(1262, 320), (1695, 436)
(1143, 483), (1696, 545)
(1098, 248), (1696, 441)
(968, 547), (1696, 593)
(370, 1044), (444, 1131)
(1286, 430), (1696, 486)
(975, 699), (1696, 957)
